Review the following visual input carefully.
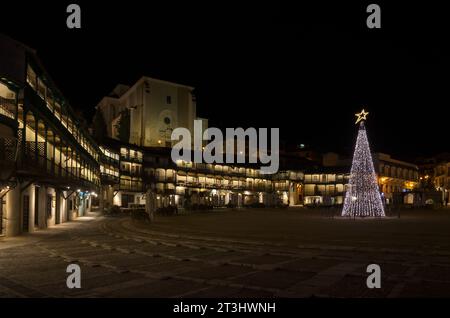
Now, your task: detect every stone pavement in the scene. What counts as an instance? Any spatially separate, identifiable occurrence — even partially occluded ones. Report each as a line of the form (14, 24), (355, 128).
(1, 208), (450, 297)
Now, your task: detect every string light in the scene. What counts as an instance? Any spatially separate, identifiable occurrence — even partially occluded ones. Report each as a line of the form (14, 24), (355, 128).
(342, 118), (385, 217)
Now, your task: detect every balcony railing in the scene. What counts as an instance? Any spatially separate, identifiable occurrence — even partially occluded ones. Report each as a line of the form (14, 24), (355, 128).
(120, 154), (143, 163)
(0, 137), (16, 162)
(119, 183), (143, 192)
(101, 173), (120, 184)
(100, 153), (119, 165)
(17, 141), (100, 187)
(120, 169), (142, 178)
(0, 97), (16, 120)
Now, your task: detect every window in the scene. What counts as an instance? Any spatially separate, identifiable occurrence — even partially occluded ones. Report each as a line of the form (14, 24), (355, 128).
(166, 96), (172, 104)
(164, 117), (171, 125)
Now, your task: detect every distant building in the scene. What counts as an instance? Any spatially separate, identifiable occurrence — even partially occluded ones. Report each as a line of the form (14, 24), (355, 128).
(96, 77), (201, 148)
(303, 166), (349, 206)
(94, 82), (310, 210)
(306, 152), (419, 206)
(415, 156), (436, 189)
(374, 153), (419, 202)
(433, 154), (450, 205)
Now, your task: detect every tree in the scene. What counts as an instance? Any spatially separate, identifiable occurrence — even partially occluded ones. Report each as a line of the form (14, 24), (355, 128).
(342, 111), (385, 217)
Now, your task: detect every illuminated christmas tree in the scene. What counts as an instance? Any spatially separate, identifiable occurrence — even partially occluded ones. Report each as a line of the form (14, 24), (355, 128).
(342, 109), (385, 217)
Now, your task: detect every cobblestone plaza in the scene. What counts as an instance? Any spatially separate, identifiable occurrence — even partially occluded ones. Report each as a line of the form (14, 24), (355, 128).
(1, 208), (450, 298)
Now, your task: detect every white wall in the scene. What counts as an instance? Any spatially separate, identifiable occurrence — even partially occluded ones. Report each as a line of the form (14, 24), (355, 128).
(102, 77), (197, 148)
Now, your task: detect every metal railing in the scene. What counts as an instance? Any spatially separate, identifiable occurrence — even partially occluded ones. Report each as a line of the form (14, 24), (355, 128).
(17, 141), (99, 186)
(120, 154), (143, 163)
(0, 137), (16, 162)
(0, 96), (16, 120)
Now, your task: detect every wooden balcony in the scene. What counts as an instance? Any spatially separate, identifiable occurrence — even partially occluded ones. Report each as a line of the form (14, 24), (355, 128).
(15, 141), (100, 189)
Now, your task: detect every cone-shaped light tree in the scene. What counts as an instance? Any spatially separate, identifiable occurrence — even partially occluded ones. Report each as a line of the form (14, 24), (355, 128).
(342, 109), (385, 217)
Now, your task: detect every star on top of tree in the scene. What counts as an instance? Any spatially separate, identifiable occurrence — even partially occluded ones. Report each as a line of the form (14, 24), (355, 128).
(355, 109), (369, 124)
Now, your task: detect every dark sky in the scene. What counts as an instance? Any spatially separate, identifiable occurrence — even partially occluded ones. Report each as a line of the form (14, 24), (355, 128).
(1, 1), (449, 160)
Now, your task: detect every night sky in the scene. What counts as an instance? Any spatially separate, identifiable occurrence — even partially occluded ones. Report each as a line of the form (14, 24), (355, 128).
(1, 1), (449, 160)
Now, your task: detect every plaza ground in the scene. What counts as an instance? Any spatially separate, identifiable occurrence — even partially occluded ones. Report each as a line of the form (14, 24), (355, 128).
(1, 207), (450, 297)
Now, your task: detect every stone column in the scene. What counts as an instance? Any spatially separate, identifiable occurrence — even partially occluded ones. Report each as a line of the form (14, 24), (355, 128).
(55, 189), (61, 225)
(289, 182), (296, 206)
(145, 188), (155, 223)
(5, 185), (21, 236)
(39, 186), (47, 229)
(78, 193), (86, 217)
(99, 185), (105, 214)
(68, 194), (74, 221)
(87, 195), (91, 213)
(60, 191), (67, 223)
(106, 185), (114, 209)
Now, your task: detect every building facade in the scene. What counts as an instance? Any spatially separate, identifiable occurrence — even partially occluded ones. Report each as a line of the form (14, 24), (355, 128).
(96, 139), (305, 212)
(374, 153), (419, 203)
(96, 77), (202, 148)
(303, 168), (349, 206)
(94, 77), (308, 212)
(0, 34), (100, 237)
(0, 34), (426, 238)
(305, 152), (420, 206)
(434, 158), (450, 205)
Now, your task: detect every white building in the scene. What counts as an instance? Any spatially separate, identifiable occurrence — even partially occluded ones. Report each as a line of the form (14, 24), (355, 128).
(97, 77), (203, 147)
